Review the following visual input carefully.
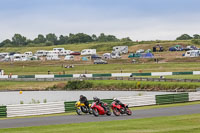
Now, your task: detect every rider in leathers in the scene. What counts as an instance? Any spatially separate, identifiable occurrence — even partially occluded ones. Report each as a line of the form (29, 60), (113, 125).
(93, 97), (107, 111)
(79, 95), (90, 110)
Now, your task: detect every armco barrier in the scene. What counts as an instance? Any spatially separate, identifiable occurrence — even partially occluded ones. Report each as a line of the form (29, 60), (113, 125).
(64, 99), (113, 112)
(118, 95), (156, 107)
(172, 72), (193, 75)
(156, 93), (189, 105)
(132, 73), (151, 76)
(7, 101), (65, 117)
(54, 74), (73, 78)
(0, 106), (7, 118)
(189, 92), (200, 101)
(93, 74), (112, 77)
(18, 75), (35, 78)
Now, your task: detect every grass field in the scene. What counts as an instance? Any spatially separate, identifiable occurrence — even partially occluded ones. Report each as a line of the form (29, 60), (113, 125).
(1, 80), (200, 91)
(1, 113), (200, 133)
(0, 81), (66, 90)
(0, 40), (191, 53)
(1, 62), (200, 75)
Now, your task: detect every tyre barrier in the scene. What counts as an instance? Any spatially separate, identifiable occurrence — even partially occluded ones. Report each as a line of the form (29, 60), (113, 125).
(0, 106), (7, 118)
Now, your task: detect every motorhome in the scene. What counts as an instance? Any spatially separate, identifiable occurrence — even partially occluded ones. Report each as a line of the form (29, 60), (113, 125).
(112, 46), (128, 54)
(184, 50), (200, 57)
(81, 49), (96, 55)
(35, 50), (48, 57)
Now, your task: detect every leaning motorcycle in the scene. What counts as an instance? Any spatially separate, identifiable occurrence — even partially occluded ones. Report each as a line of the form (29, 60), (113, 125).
(75, 101), (92, 115)
(91, 102), (111, 117)
(111, 101), (132, 116)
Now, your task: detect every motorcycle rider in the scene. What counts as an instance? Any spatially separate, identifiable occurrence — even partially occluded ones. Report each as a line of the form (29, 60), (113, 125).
(79, 95), (90, 110)
(113, 98), (126, 108)
(93, 96), (107, 111)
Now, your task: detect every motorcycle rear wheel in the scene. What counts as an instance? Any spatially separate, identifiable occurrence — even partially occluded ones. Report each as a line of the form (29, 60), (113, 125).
(92, 108), (99, 117)
(106, 107), (111, 116)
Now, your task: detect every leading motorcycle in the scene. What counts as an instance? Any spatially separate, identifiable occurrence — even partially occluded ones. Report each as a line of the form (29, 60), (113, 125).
(75, 101), (92, 115)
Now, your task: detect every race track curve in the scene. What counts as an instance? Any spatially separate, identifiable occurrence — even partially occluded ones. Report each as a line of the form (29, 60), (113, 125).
(0, 104), (200, 129)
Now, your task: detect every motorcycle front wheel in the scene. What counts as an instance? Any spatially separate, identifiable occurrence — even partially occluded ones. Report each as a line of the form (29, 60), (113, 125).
(76, 108), (82, 115)
(113, 108), (120, 116)
(126, 108), (132, 115)
(92, 108), (99, 117)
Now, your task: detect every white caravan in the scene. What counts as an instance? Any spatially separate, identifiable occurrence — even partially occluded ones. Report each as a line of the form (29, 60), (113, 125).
(24, 52), (33, 57)
(64, 55), (74, 60)
(13, 54), (28, 61)
(35, 50), (48, 57)
(184, 50), (200, 57)
(46, 52), (60, 60)
(81, 49), (96, 55)
(112, 46), (128, 54)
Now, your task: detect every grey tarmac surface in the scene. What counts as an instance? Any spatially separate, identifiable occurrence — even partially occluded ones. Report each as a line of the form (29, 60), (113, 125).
(0, 104), (200, 129)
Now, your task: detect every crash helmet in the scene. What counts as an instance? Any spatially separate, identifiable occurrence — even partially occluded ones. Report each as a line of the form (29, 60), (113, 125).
(80, 95), (84, 98)
(93, 96), (98, 102)
(113, 97), (117, 101)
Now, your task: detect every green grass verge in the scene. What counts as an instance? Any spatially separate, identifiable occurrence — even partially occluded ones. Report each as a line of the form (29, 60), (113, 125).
(0, 81), (66, 90)
(1, 61), (200, 75)
(1, 113), (200, 133)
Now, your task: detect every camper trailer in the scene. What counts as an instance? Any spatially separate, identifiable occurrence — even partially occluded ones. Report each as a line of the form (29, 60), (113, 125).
(64, 55), (74, 60)
(112, 46), (128, 54)
(53, 48), (72, 56)
(35, 50), (48, 57)
(184, 50), (200, 57)
(46, 53), (60, 60)
(81, 49), (96, 55)
(13, 54), (28, 61)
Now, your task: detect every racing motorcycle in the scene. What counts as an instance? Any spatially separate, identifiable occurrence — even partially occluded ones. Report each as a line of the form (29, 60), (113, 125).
(111, 101), (132, 116)
(75, 101), (92, 115)
(91, 102), (111, 117)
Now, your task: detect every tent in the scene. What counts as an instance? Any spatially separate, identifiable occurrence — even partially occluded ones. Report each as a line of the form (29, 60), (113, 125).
(128, 53), (141, 58)
(82, 57), (89, 61)
(141, 53), (154, 58)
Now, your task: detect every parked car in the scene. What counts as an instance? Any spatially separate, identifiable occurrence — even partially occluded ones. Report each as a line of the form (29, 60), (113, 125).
(91, 54), (101, 60)
(94, 59), (107, 64)
(70, 52), (81, 55)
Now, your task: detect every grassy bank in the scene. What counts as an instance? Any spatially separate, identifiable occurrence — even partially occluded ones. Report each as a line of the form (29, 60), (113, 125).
(1, 80), (199, 91)
(65, 80), (199, 91)
(0, 81), (66, 91)
(1, 113), (200, 133)
(1, 62), (200, 75)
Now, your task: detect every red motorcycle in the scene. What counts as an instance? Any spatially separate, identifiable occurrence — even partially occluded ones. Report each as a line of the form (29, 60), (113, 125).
(91, 102), (111, 117)
(111, 101), (132, 116)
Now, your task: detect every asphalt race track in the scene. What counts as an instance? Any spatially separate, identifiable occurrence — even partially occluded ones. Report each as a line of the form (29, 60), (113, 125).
(0, 104), (200, 129)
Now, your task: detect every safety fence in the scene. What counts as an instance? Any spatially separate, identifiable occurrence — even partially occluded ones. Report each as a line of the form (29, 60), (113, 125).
(0, 71), (200, 80)
(6, 101), (65, 117)
(1, 92), (200, 118)
(0, 106), (7, 118)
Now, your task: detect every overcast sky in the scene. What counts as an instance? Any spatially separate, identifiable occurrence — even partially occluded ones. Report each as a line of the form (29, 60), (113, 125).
(0, 0), (200, 41)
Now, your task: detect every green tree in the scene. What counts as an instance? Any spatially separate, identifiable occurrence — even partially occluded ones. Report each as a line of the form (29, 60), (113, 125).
(46, 33), (57, 45)
(97, 33), (119, 42)
(12, 34), (27, 46)
(33, 34), (46, 44)
(0, 39), (12, 47)
(121, 37), (132, 42)
(193, 34), (200, 39)
(58, 35), (68, 44)
(176, 34), (192, 40)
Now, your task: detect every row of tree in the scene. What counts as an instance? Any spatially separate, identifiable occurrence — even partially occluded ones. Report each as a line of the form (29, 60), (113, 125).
(0, 33), (132, 47)
(176, 34), (200, 40)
